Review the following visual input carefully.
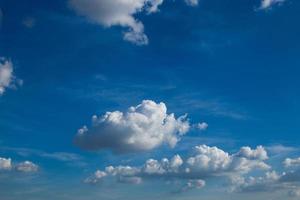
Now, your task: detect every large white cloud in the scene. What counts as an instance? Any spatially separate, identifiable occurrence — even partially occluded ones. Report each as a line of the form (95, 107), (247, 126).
(84, 145), (270, 191)
(0, 58), (22, 95)
(74, 100), (190, 153)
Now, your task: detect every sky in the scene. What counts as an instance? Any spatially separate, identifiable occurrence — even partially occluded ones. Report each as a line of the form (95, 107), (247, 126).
(0, 0), (300, 199)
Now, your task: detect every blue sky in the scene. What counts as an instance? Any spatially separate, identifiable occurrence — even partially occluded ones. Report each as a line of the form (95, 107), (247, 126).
(1, 0), (300, 199)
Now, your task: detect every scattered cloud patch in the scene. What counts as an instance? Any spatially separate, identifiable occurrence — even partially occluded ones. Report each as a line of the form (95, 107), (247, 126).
(75, 100), (190, 153)
(284, 157), (300, 168)
(196, 122), (208, 131)
(185, 0), (198, 7)
(22, 17), (36, 28)
(0, 58), (22, 95)
(0, 157), (38, 173)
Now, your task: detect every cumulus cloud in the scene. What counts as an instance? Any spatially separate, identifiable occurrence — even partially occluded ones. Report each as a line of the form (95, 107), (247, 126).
(0, 157), (38, 173)
(75, 100), (190, 153)
(260, 0), (285, 10)
(84, 145), (270, 191)
(0, 58), (22, 95)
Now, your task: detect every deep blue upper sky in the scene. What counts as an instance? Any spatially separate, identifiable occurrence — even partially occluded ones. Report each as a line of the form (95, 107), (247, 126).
(0, 0), (300, 199)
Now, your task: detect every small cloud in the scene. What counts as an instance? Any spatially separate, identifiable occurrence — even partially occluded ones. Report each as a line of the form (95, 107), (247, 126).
(0, 58), (22, 95)
(15, 161), (38, 172)
(185, 0), (198, 7)
(195, 122), (208, 131)
(259, 0), (285, 10)
(22, 17), (36, 28)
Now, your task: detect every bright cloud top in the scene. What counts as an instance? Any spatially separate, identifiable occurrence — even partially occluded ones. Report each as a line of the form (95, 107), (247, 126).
(0, 157), (38, 172)
(0, 58), (22, 95)
(260, 0), (285, 9)
(75, 100), (190, 153)
(84, 145), (270, 191)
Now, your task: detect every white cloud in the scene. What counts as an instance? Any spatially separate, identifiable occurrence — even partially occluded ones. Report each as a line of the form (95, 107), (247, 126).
(84, 145), (270, 191)
(196, 122), (208, 131)
(0, 157), (12, 170)
(236, 145), (268, 161)
(0, 58), (22, 95)
(75, 100), (190, 153)
(15, 161), (39, 172)
(69, 0), (165, 45)
(185, 0), (198, 7)
(260, 0), (285, 10)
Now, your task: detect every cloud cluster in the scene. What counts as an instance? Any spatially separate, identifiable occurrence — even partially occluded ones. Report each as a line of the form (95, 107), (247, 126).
(0, 58), (22, 95)
(0, 157), (38, 173)
(75, 100), (190, 153)
(84, 145), (270, 191)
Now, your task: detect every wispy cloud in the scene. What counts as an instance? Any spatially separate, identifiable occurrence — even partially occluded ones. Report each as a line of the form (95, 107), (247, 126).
(0, 147), (84, 163)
